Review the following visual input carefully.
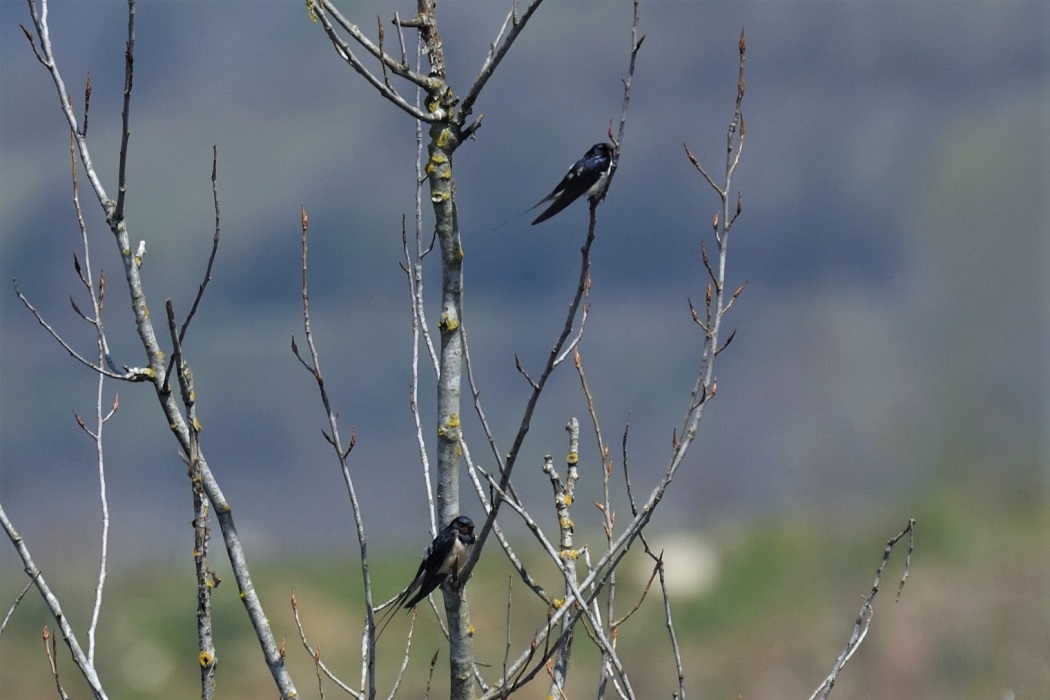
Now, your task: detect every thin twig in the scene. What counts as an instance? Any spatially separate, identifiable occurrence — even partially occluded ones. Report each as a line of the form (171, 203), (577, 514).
(402, 57), (440, 528)
(43, 625), (71, 700)
(655, 555), (686, 699)
(63, 117), (116, 670)
(0, 503), (107, 698)
(162, 148), (222, 387)
(501, 577), (514, 699)
(112, 0), (135, 222)
(423, 649), (440, 700)
(292, 208), (375, 695)
(383, 612), (418, 700)
(13, 282), (146, 381)
(313, 0), (434, 121)
(180, 146), (222, 343)
(465, 203), (600, 582)
(0, 579), (35, 637)
(603, 0), (645, 197)
(458, 0), (545, 124)
(376, 14), (392, 90)
(461, 438), (550, 604)
(683, 144), (723, 197)
(290, 591), (361, 698)
(807, 519), (916, 700)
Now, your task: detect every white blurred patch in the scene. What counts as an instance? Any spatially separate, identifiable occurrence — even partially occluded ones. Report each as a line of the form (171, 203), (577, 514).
(633, 532), (721, 600)
(122, 639), (174, 692)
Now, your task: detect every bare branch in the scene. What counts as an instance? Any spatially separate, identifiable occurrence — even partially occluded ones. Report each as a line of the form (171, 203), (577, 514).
(313, 0), (435, 122)
(461, 438), (551, 605)
(654, 555), (686, 699)
(392, 12), (410, 69)
(376, 14), (392, 91)
(179, 146), (223, 343)
(113, 0), (135, 222)
(80, 73), (91, 137)
(0, 503), (107, 698)
(67, 122), (116, 672)
(714, 328), (737, 356)
(514, 353), (539, 389)
(290, 591), (361, 698)
(43, 625), (71, 700)
(22, 3), (300, 695)
(161, 147), (222, 389)
(721, 279), (748, 315)
(466, 202), (601, 582)
(603, 0), (644, 197)
(23, 0), (114, 212)
(423, 649), (440, 699)
(808, 519), (916, 700)
(552, 290), (591, 367)
(683, 143), (724, 197)
(383, 611), (419, 700)
(500, 576), (514, 698)
(611, 555), (659, 629)
(474, 464), (635, 698)
(0, 579), (35, 638)
(403, 147), (438, 528)
(294, 207), (375, 693)
(19, 22), (45, 64)
(459, 0), (545, 121)
(544, 423), (583, 697)
(13, 280), (146, 381)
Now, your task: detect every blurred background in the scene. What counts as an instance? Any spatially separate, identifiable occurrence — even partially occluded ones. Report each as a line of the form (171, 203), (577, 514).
(1, 1), (1046, 698)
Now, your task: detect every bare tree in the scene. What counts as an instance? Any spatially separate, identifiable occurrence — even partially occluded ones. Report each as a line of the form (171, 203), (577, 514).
(3, 1), (914, 699)
(11, 0), (294, 697)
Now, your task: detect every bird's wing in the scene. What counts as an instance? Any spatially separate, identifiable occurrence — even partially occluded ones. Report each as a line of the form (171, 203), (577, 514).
(530, 159), (605, 224)
(402, 527), (457, 608)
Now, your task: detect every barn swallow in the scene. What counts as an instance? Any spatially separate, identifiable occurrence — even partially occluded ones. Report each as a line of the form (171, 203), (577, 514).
(375, 516), (476, 639)
(529, 143), (614, 225)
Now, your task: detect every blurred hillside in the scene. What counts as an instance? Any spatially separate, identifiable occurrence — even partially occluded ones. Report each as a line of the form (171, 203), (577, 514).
(1, 483), (1045, 698)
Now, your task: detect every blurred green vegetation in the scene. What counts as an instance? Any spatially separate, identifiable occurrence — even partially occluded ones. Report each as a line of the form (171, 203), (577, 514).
(2, 484), (1046, 698)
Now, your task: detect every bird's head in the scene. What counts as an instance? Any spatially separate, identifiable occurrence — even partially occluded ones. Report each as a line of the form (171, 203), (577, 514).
(450, 515), (474, 536)
(588, 142), (614, 160)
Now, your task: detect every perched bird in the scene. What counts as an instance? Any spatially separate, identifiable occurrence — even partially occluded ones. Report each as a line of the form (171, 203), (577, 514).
(375, 515), (476, 639)
(529, 143), (614, 225)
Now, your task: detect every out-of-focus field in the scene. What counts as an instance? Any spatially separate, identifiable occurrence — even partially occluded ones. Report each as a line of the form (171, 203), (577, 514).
(3, 485), (1046, 699)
